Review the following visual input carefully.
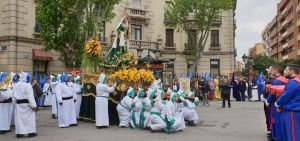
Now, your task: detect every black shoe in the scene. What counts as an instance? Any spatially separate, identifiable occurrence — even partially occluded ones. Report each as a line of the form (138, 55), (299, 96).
(151, 130), (159, 133)
(28, 133), (38, 138)
(51, 114), (56, 119)
(70, 124), (78, 127)
(96, 126), (108, 129)
(120, 126), (127, 128)
(16, 134), (24, 138)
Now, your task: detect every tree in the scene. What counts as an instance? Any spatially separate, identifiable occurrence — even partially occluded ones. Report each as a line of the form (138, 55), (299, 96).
(36, 0), (120, 68)
(252, 55), (276, 75)
(165, 0), (235, 59)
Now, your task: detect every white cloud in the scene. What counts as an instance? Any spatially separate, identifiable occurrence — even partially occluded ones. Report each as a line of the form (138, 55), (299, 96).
(235, 0), (280, 61)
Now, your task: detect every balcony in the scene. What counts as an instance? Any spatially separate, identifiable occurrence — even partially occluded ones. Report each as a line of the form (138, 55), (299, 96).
(282, 42), (288, 49)
(281, 20), (287, 26)
(165, 43), (176, 51)
(297, 19), (300, 26)
(281, 31), (288, 38)
(125, 7), (149, 22)
(297, 34), (300, 41)
(209, 44), (221, 51)
(129, 40), (159, 49)
(282, 54), (289, 60)
(297, 49), (300, 56)
(281, 8), (287, 15)
(211, 18), (222, 27)
(297, 4), (300, 12)
(268, 48), (278, 56)
(100, 38), (110, 49)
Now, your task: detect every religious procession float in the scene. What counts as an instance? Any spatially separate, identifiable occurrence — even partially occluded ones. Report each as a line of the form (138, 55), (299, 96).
(78, 16), (155, 123)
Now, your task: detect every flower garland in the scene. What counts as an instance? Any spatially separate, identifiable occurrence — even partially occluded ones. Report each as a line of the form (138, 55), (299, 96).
(85, 38), (102, 56)
(82, 37), (102, 73)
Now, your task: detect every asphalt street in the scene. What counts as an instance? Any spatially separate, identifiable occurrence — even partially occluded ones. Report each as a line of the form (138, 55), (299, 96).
(0, 101), (267, 141)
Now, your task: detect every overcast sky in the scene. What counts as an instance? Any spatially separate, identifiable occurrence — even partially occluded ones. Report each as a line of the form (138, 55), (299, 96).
(235, 0), (280, 61)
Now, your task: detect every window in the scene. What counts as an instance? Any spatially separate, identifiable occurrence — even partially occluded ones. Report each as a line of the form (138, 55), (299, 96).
(187, 60), (196, 74)
(187, 30), (197, 49)
(166, 29), (174, 47)
(210, 60), (220, 76)
(132, 0), (141, 9)
(132, 24), (142, 40)
(99, 21), (106, 42)
(211, 30), (220, 47)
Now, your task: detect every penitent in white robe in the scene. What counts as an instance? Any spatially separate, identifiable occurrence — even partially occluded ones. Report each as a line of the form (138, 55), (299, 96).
(56, 82), (77, 128)
(95, 83), (114, 126)
(149, 96), (166, 131)
(117, 96), (133, 127)
(161, 101), (186, 133)
(43, 83), (52, 106)
(50, 82), (58, 115)
(181, 99), (199, 124)
(74, 83), (83, 118)
(0, 88), (14, 131)
(13, 82), (37, 134)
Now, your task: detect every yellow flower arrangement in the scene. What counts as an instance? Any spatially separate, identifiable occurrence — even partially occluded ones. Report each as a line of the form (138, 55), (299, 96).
(110, 68), (141, 82)
(85, 38), (102, 56)
(139, 69), (155, 83)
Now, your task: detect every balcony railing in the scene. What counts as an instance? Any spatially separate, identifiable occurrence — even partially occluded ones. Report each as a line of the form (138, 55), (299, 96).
(210, 44), (221, 48)
(125, 7), (149, 19)
(129, 40), (159, 49)
(282, 54), (289, 60)
(282, 42), (288, 49)
(165, 43), (176, 48)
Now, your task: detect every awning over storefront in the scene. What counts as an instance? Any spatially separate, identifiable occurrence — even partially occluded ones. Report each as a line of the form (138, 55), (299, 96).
(32, 49), (53, 61)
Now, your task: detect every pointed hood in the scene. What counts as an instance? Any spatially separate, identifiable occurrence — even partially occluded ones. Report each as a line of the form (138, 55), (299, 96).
(147, 88), (156, 99)
(170, 92), (178, 103)
(127, 87), (135, 97)
(99, 73), (106, 84)
(188, 91), (195, 97)
(75, 76), (81, 83)
(136, 88), (144, 98)
(19, 72), (28, 82)
(60, 73), (68, 83)
(0, 72), (8, 82)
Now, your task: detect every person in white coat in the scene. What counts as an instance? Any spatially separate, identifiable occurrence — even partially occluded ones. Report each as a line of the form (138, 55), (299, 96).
(56, 73), (77, 128)
(12, 72), (38, 138)
(117, 87), (135, 128)
(95, 74), (115, 128)
(43, 78), (52, 107)
(74, 76), (83, 118)
(50, 74), (59, 119)
(0, 73), (14, 134)
(181, 91), (199, 126)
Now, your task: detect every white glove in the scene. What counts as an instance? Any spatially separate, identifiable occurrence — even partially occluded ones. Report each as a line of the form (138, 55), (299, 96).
(194, 97), (199, 102)
(264, 101), (269, 106)
(260, 95), (266, 102)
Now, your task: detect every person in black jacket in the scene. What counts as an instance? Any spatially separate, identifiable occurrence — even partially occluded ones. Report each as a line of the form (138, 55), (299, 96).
(32, 79), (43, 108)
(220, 78), (231, 108)
(238, 78), (247, 101)
(199, 78), (209, 106)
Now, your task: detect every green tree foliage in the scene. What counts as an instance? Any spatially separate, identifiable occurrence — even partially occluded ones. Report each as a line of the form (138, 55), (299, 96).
(165, 0), (235, 58)
(36, 0), (120, 68)
(252, 55), (276, 74)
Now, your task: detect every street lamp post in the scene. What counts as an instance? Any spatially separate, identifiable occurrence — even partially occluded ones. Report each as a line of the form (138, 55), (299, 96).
(136, 43), (143, 60)
(242, 54), (249, 80)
